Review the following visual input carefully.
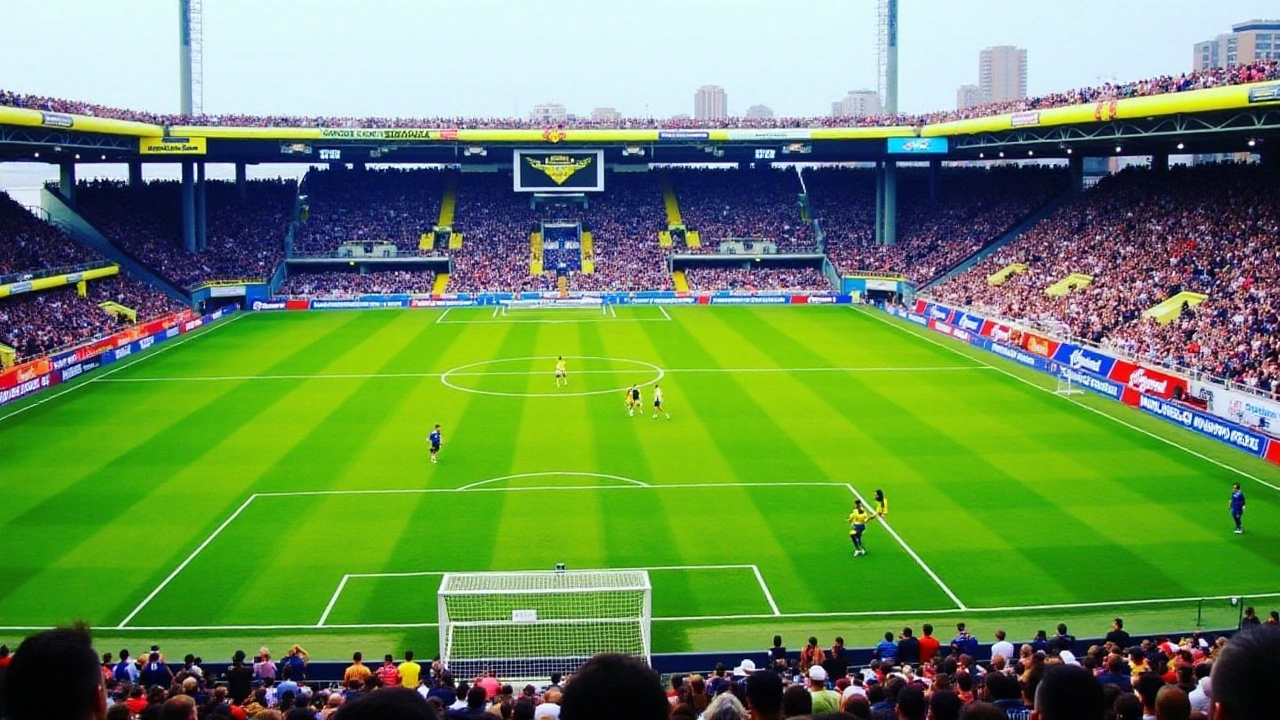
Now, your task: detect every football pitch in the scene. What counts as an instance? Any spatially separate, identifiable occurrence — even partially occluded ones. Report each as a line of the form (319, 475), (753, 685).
(2, 305), (1279, 660)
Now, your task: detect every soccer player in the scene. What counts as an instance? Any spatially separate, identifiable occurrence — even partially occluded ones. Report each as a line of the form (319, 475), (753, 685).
(1231, 483), (1246, 534)
(555, 356), (567, 387)
(848, 500), (873, 556)
(626, 385), (641, 416)
(874, 489), (889, 518)
(427, 424), (442, 464)
(651, 383), (670, 420)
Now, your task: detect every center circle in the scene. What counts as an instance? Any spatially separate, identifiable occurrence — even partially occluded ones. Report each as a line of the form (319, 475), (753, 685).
(440, 356), (665, 398)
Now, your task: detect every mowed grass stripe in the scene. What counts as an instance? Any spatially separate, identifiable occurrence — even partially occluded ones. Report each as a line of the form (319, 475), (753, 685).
(124, 313), (447, 626)
(0, 313), (401, 624)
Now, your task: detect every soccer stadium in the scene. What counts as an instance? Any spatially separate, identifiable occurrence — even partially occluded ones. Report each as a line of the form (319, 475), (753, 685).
(2, 2), (1280, 719)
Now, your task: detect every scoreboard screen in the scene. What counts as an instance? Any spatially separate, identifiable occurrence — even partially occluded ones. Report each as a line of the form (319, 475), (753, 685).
(514, 150), (605, 193)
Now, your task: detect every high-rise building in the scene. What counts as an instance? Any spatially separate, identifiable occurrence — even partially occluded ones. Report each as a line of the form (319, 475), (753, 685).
(979, 46), (1027, 103)
(529, 102), (567, 123)
(590, 107), (622, 122)
(694, 85), (728, 120)
(830, 90), (881, 118)
(956, 84), (982, 110)
(745, 104), (774, 119)
(1194, 19), (1280, 70)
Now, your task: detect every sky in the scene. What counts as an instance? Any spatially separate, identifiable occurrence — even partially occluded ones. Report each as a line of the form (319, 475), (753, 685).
(0, 0), (1276, 119)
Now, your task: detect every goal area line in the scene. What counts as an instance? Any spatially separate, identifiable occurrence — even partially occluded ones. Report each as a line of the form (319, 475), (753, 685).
(316, 564), (781, 628)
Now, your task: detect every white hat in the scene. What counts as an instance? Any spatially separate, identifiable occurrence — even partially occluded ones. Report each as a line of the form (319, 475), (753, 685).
(808, 665), (828, 682)
(533, 702), (561, 720)
(1059, 651), (1080, 666)
(842, 685), (867, 699)
(732, 659), (757, 677)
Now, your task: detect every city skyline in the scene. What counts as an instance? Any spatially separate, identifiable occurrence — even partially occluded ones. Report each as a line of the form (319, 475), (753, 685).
(1, 1), (1278, 120)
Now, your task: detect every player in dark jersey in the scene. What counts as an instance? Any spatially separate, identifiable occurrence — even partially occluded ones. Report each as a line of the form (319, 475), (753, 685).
(428, 424), (442, 464)
(1231, 483), (1246, 534)
(627, 385), (642, 416)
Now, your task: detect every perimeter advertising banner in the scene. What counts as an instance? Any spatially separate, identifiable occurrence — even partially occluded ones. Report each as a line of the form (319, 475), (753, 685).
(513, 150), (604, 193)
(139, 137), (207, 155)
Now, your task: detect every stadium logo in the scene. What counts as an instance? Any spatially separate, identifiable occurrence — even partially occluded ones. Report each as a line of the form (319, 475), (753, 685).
(526, 155), (593, 185)
(252, 301), (287, 311)
(1127, 368), (1169, 395)
(1068, 348), (1103, 373)
(988, 324), (1012, 343)
(957, 314), (982, 332)
(928, 306), (950, 320)
(542, 127), (567, 143)
(1244, 400), (1279, 421)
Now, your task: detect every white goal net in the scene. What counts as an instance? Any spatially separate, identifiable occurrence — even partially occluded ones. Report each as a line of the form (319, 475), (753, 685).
(438, 570), (652, 680)
(502, 297), (606, 314)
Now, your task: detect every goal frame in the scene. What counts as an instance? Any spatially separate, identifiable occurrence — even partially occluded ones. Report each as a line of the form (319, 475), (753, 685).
(437, 569), (653, 679)
(501, 296), (608, 315)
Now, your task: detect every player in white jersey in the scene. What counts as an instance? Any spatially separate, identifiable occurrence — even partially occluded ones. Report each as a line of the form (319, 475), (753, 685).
(651, 384), (670, 420)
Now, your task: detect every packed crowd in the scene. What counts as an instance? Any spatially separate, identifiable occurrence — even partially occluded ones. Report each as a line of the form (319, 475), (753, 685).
(3, 619), (1280, 720)
(814, 166), (1071, 285)
(567, 173), (671, 293)
(5, 59), (1278, 130)
(0, 274), (184, 360)
(0, 192), (99, 281)
(295, 168), (446, 255)
(671, 170), (815, 254)
(931, 163), (1280, 393)
(447, 172), (549, 294)
(75, 180), (295, 290)
(280, 270), (437, 297)
(683, 267), (828, 293)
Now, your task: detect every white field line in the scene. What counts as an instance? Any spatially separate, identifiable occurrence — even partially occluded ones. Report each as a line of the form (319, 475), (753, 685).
(751, 564), (782, 616)
(436, 308), (452, 324)
(96, 365), (992, 383)
(316, 574), (350, 627)
(659, 305), (672, 321)
(609, 304), (617, 318)
(0, 312), (246, 425)
(842, 484), (967, 611)
(316, 565), (772, 627)
(491, 305), (500, 318)
(852, 306), (1280, 495)
(440, 317), (673, 325)
(254, 481), (856, 499)
(456, 471), (652, 491)
(116, 493), (260, 628)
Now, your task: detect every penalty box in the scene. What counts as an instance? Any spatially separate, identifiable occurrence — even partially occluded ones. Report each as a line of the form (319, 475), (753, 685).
(117, 480), (962, 630)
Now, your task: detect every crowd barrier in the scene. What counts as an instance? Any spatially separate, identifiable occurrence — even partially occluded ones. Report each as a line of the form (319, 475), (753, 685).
(887, 301), (1280, 467)
(253, 292), (854, 311)
(0, 307), (237, 409)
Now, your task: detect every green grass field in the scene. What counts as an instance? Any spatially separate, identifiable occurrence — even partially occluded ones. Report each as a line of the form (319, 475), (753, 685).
(2, 305), (1279, 661)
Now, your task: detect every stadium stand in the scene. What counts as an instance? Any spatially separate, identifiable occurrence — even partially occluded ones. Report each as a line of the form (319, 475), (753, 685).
(73, 179), (294, 290)
(447, 172), (548, 294)
(814, 166), (1071, 285)
(0, 190), (187, 361)
(294, 167), (446, 256)
(929, 163), (1280, 394)
(5, 58), (1276, 129)
(669, 169), (814, 254)
(280, 270), (436, 297)
(2, 622), (1278, 720)
(683, 267), (828, 293)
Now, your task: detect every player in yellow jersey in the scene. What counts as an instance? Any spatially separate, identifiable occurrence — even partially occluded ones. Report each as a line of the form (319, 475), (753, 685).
(848, 500), (873, 556)
(625, 385), (642, 416)
(874, 489), (888, 518)
(555, 356), (567, 387)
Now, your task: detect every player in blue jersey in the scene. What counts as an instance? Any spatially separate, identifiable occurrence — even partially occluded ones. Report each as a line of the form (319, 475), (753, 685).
(1231, 483), (1246, 534)
(427, 424), (443, 464)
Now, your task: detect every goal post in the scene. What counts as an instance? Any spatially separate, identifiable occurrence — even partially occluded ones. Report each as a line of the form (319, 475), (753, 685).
(1049, 361), (1084, 396)
(438, 570), (652, 680)
(501, 296), (608, 315)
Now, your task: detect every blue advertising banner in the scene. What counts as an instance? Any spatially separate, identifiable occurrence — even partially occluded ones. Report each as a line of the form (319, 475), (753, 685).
(887, 137), (949, 154)
(1137, 395), (1268, 457)
(1051, 343), (1118, 378)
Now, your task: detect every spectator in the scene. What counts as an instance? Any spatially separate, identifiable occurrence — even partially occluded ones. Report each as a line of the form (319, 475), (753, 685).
(918, 624), (941, 664)
(1108, 618), (1132, 649)
(874, 633), (899, 664)
(780, 684), (812, 719)
(1050, 624), (1076, 653)
(744, 669), (783, 720)
(951, 624), (979, 658)
(334, 687), (438, 720)
(991, 629), (1015, 664)
(159, 695), (197, 720)
(807, 665), (841, 714)
(1210, 625), (1280, 720)
(703, 692), (747, 720)
(895, 685), (926, 720)
(226, 650), (254, 704)
(1114, 693), (1144, 720)
(254, 650), (277, 683)
(1033, 664), (1104, 720)
(800, 637), (827, 674)
(825, 637), (849, 681)
(399, 651), (422, 690)
(928, 690), (961, 720)
(558, 653), (667, 720)
(897, 628), (920, 666)
(1155, 686), (1190, 720)
(1, 622), (105, 720)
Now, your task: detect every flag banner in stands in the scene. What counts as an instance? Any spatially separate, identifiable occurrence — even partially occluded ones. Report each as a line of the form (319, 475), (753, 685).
(513, 150), (604, 192)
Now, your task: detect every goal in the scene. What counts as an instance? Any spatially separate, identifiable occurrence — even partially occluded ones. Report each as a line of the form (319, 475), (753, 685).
(502, 296), (607, 315)
(438, 570), (652, 680)
(1050, 362), (1084, 396)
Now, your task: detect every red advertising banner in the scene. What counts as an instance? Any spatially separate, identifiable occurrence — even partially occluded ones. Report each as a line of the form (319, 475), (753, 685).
(914, 299), (929, 314)
(286, 299), (310, 311)
(1266, 439), (1280, 466)
(0, 357), (52, 391)
(1021, 332), (1060, 358)
(1108, 359), (1188, 401)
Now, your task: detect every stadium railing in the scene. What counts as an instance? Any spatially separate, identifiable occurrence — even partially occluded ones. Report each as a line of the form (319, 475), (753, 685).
(0, 258), (115, 287)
